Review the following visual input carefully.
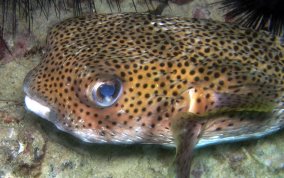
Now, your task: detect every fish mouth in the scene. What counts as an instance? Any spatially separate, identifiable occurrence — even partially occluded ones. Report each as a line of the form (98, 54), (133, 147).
(24, 96), (56, 121)
(24, 94), (71, 135)
(24, 92), (61, 129)
(23, 70), (58, 123)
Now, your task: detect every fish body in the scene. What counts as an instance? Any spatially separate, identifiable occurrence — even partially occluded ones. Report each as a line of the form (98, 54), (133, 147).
(23, 13), (284, 177)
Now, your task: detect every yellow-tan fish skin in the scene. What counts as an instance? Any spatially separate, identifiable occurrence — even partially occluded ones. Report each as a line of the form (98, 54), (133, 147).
(24, 13), (284, 144)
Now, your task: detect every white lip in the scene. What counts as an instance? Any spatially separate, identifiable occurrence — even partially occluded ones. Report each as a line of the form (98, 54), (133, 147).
(25, 96), (51, 120)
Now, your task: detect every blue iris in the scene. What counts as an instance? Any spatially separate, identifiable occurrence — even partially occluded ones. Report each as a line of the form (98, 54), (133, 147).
(98, 84), (115, 97)
(91, 78), (123, 108)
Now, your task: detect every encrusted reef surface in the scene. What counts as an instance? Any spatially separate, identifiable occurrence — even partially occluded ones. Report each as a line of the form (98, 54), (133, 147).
(0, 0), (284, 177)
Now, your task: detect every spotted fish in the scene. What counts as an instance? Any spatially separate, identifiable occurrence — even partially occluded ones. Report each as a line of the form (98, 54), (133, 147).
(23, 13), (284, 177)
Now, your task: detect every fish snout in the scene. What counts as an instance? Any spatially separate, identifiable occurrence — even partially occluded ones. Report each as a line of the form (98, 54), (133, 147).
(23, 69), (57, 123)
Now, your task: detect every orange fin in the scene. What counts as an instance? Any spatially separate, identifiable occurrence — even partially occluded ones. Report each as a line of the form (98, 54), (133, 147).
(182, 59), (282, 116)
(183, 85), (276, 116)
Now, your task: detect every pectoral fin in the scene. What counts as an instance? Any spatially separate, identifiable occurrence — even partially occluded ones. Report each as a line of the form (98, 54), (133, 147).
(183, 86), (275, 116)
(169, 114), (203, 178)
(181, 58), (282, 116)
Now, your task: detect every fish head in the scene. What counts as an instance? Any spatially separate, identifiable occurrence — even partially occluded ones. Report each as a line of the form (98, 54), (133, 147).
(22, 14), (191, 144)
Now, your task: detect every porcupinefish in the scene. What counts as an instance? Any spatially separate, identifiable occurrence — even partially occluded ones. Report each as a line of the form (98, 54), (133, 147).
(23, 13), (284, 177)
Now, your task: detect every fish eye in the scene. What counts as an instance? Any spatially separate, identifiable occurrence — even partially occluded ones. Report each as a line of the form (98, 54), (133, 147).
(90, 78), (123, 108)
